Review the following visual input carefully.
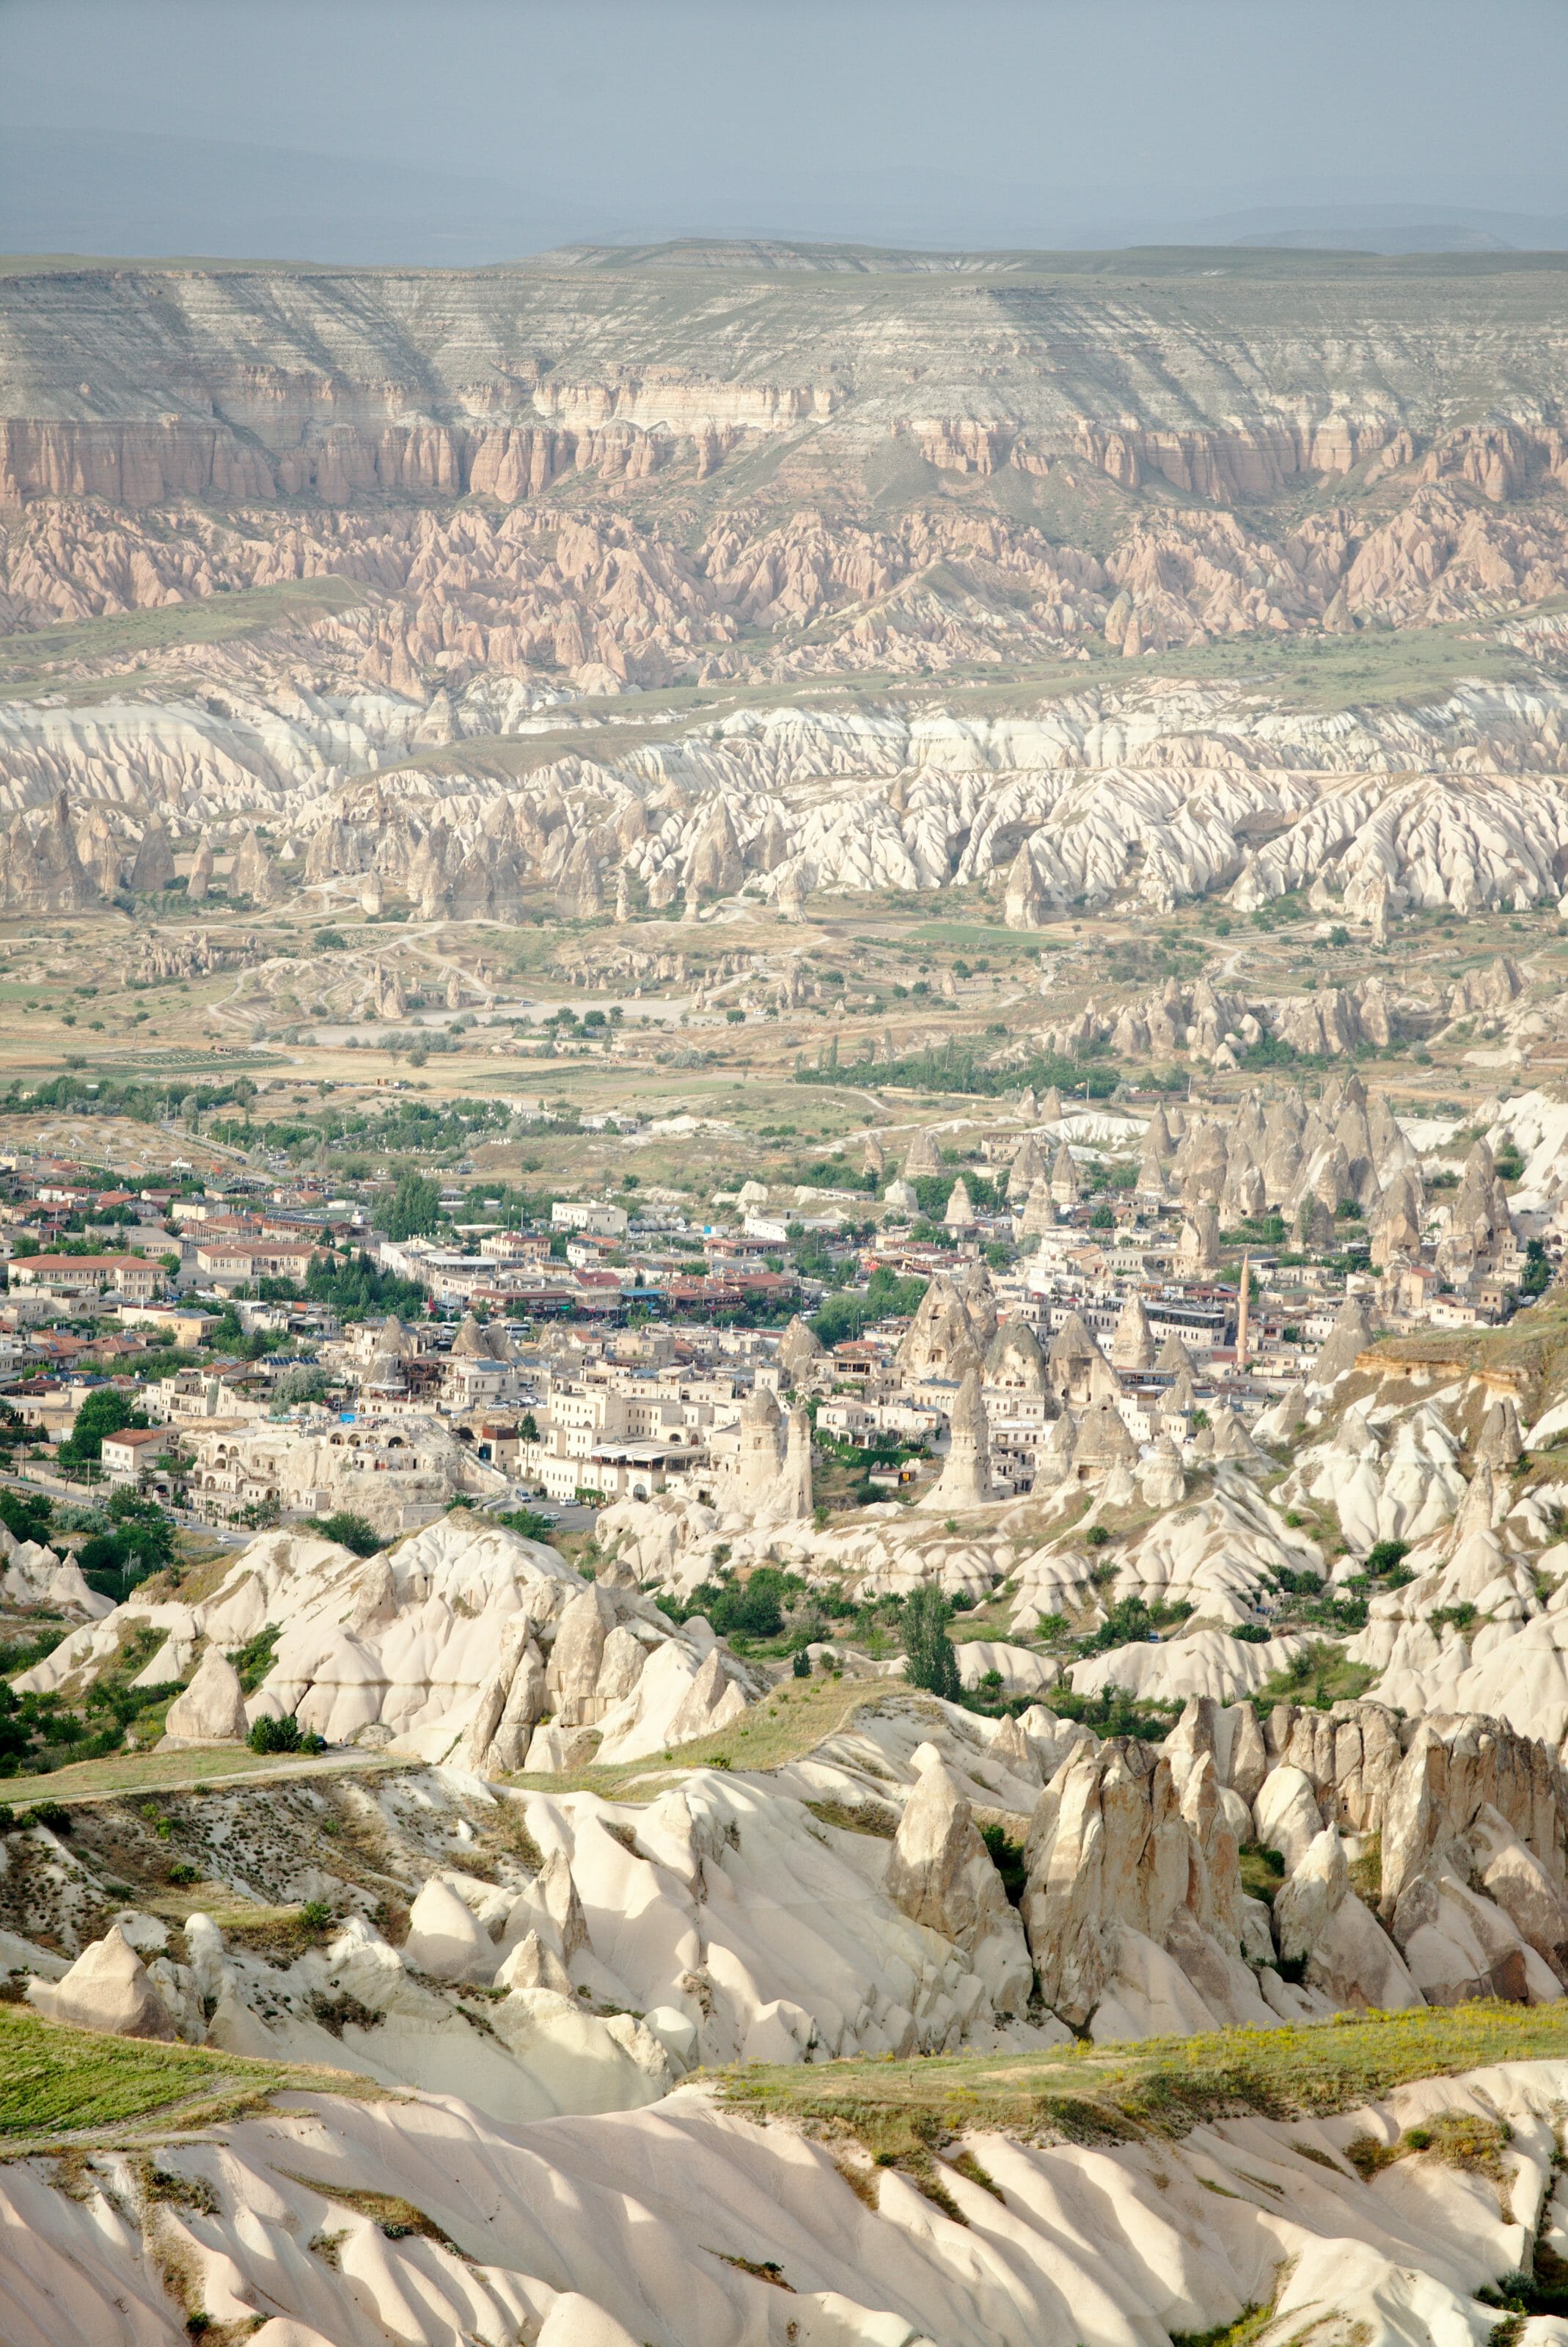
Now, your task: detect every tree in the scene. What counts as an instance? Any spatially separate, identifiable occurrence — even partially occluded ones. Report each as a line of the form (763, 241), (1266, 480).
(307, 1512), (381, 1556)
(58, 1388), (143, 1469)
(247, 1713), (302, 1754)
(519, 1411), (539, 1441)
(0, 1487), (51, 1548)
(902, 1582), (961, 1703)
(383, 1170), (442, 1242)
(304, 1252), (427, 1324)
(78, 1494), (175, 1600)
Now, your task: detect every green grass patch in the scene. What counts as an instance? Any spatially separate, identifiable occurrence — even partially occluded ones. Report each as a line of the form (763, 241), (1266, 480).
(0, 2004), (376, 2148)
(1248, 1639), (1377, 1715)
(509, 1677), (901, 1799)
(1344, 2108), (1511, 2182)
(10, 1745), (397, 1806)
(717, 2002), (1568, 2161)
(0, 579), (364, 692)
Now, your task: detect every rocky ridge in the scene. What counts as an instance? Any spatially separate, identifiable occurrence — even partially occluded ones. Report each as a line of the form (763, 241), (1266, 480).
(10, 678), (1568, 934)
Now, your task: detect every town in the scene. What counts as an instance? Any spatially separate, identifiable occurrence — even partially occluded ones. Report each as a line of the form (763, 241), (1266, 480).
(0, 1047), (1542, 1571)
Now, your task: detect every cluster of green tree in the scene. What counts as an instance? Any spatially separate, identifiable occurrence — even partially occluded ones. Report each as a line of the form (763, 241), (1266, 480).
(2, 1074), (256, 1124)
(0, 1618), (183, 1773)
(797, 1041), (1119, 1099)
(659, 1564), (809, 1643)
(901, 1583), (961, 1700)
(246, 1714), (326, 1755)
(298, 1510), (381, 1556)
(1237, 1036), (1310, 1069)
(0, 1488), (51, 1551)
(1046, 1684), (1178, 1741)
(211, 1093), (514, 1160)
(699, 1294), (801, 1329)
(1102, 937), (1206, 985)
(911, 1169), (1004, 1216)
(57, 1386), (147, 1473)
(492, 1506), (559, 1543)
(1521, 1237), (1553, 1297)
(301, 1251), (430, 1323)
(76, 1490), (176, 1604)
(36, 1202), (143, 1233)
(225, 1624), (280, 1692)
(1249, 891), (1310, 930)
(809, 1267), (929, 1347)
(1075, 1592), (1193, 1655)
(381, 1170), (443, 1240)
(791, 1160), (879, 1196)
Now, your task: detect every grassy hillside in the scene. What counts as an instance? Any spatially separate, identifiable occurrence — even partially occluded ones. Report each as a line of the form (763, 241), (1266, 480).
(0, 2005), (377, 2150)
(719, 2002), (1568, 2160)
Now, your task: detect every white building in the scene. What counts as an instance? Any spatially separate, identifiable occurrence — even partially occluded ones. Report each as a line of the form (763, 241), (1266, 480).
(550, 1201), (629, 1238)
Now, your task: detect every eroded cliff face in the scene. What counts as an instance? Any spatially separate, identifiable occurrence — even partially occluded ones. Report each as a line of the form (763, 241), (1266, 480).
(4, 252), (1568, 502)
(8, 247), (1568, 920)
(5, 249), (1568, 660)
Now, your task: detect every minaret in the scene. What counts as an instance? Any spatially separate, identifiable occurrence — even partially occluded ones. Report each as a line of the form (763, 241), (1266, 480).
(1236, 1249), (1250, 1372)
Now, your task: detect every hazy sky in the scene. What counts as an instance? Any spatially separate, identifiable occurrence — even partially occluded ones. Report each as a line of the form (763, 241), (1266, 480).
(5, 0), (1568, 260)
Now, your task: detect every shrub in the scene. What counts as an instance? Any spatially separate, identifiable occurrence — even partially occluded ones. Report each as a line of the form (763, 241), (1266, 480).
(494, 1506), (557, 1542)
(1083, 1524), (1112, 1549)
(309, 1512), (381, 1556)
(792, 1649), (812, 1679)
(226, 1623), (280, 1694)
(246, 1713), (301, 1754)
(979, 1823), (1027, 1906)
(1365, 1538), (1410, 1577)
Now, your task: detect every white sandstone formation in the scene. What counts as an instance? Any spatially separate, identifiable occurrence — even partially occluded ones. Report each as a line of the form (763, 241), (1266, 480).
(923, 1366), (995, 1510)
(27, 1923), (176, 2040)
(7, 2053), (1568, 2347)
(160, 1645), (250, 1745)
(15, 1515), (762, 1773)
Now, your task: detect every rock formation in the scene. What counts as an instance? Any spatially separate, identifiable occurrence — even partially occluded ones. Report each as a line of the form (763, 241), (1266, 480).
(923, 1367), (994, 1509)
(884, 1747), (1032, 2013)
(161, 1645), (248, 1744)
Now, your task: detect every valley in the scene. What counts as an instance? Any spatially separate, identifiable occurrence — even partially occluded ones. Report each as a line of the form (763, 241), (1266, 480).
(7, 237), (1568, 2346)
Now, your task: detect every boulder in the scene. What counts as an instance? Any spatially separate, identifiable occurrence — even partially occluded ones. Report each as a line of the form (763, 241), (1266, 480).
(1023, 1740), (1193, 2025)
(547, 1586), (615, 1728)
(663, 1648), (748, 1746)
(1391, 1869), (1561, 2005)
(451, 1621), (546, 1776)
(401, 1879), (494, 1982)
(1274, 1826), (1424, 2011)
(1252, 1766), (1324, 1871)
(494, 1927), (574, 1996)
(922, 1366), (994, 1510)
(883, 1749), (1032, 2014)
(503, 1848), (589, 1966)
(28, 1924), (177, 2039)
(1311, 1294), (1374, 1388)
(1466, 1803), (1568, 1980)
(161, 1645), (249, 1744)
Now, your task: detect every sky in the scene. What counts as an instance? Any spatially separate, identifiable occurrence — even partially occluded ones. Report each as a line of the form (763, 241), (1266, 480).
(4, 0), (1568, 263)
